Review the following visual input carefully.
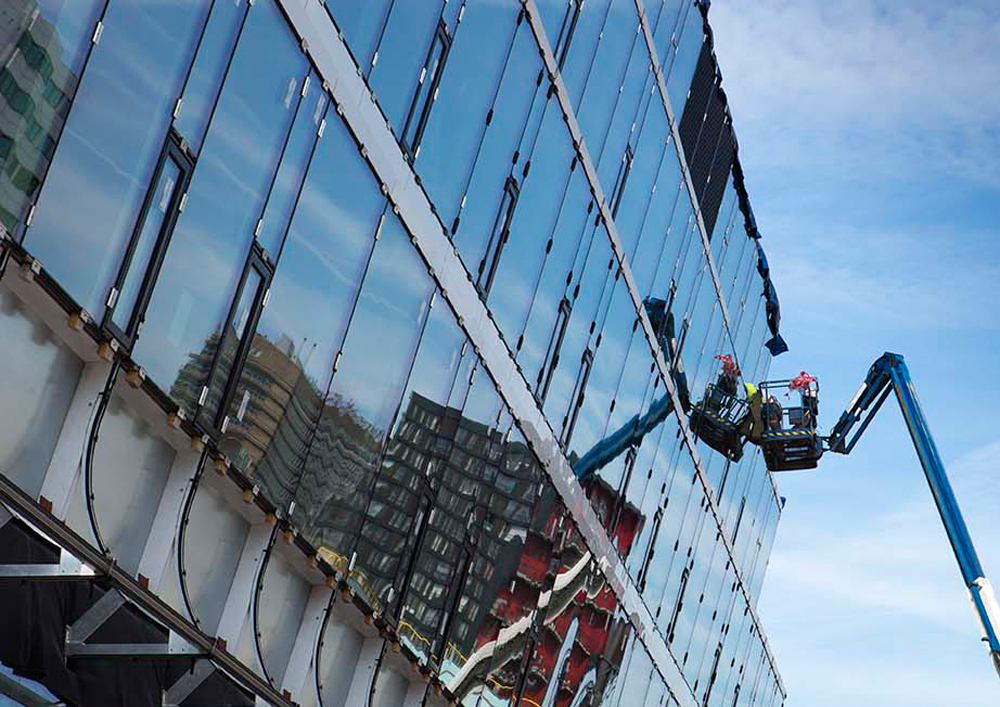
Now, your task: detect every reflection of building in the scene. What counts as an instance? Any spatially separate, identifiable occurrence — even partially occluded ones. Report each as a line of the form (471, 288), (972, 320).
(0, 2), (75, 230)
(0, 0), (789, 705)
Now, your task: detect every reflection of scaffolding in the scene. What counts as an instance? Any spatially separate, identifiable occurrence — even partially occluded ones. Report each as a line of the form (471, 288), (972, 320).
(570, 294), (697, 482)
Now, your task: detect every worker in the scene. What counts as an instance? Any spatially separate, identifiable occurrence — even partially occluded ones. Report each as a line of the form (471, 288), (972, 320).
(740, 381), (764, 443)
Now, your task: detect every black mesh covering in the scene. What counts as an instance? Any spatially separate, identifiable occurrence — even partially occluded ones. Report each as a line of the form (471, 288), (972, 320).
(676, 31), (735, 237)
(0, 519), (254, 707)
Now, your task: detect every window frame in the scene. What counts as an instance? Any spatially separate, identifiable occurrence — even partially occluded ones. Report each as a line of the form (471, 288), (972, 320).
(102, 130), (193, 349)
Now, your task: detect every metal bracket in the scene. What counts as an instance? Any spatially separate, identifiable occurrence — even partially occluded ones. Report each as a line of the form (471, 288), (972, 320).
(0, 547), (97, 581)
(163, 659), (216, 707)
(65, 589), (206, 660)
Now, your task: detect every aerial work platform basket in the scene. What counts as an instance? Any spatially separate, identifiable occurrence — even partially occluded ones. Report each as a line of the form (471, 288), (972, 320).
(689, 380), (748, 462)
(757, 373), (824, 472)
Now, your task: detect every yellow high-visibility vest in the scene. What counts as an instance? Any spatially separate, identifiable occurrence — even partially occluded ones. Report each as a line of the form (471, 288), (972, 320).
(745, 382), (758, 398)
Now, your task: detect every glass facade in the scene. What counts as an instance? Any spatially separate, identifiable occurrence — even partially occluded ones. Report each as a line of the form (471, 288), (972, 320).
(0, 1), (788, 707)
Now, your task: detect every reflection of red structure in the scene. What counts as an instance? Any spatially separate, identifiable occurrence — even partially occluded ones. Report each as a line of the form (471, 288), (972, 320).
(463, 473), (640, 706)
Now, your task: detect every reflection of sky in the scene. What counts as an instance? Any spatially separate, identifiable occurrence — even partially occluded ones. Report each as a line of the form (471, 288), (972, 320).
(712, 1), (1000, 704)
(134, 0), (308, 389)
(327, 214), (433, 434)
(252, 112), (385, 393)
(25, 0), (208, 316)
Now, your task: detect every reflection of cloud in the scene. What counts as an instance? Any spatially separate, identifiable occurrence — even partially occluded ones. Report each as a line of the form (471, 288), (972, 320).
(712, 0), (1000, 187)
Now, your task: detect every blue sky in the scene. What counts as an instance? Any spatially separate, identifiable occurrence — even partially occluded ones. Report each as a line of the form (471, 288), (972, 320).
(710, 1), (1000, 705)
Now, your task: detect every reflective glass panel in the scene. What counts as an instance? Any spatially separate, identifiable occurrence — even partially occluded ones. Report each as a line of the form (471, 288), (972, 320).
(173, 0), (249, 153)
(368, 3), (441, 135)
(559, 0), (611, 107)
(397, 365), (505, 664)
(216, 114), (385, 509)
(516, 166), (593, 393)
(324, 0), (393, 68)
(134, 0), (308, 399)
(25, 0), (208, 316)
(109, 154), (183, 334)
(486, 96), (574, 348)
(667, 2), (703, 117)
(0, 0), (103, 231)
(415, 0), (518, 227)
(541, 223), (614, 430)
(451, 19), (542, 276)
(350, 298), (468, 613)
(576, 0), (638, 164)
(256, 70), (328, 257)
(291, 213), (434, 593)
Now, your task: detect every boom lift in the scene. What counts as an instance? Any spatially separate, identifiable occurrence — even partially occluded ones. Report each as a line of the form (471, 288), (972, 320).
(756, 352), (1000, 678)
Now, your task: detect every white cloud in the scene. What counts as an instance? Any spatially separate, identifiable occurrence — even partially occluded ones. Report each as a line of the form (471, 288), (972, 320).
(711, 0), (1000, 187)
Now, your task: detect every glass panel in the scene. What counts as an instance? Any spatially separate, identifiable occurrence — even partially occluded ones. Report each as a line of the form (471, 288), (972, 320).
(639, 442), (694, 606)
(632, 147), (684, 298)
(625, 409), (681, 580)
(612, 641), (655, 707)
(0, 284), (83, 499)
(350, 299), (468, 613)
(518, 501), (628, 706)
(559, 0), (611, 107)
(0, 0), (104, 232)
(174, 0), (249, 153)
(396, 365), (505, 664)
(451, 19), (542, 275)
(25, 0), (208, 316)
(576, 0), (639, 169)
(486, 96), (574, 347)
(666, 1), (703, 115)
(414, 0), (518, 227)
(649, 188), (693, 302)
(368, 3), (441, 135)
(133, 0), (308, 399)
(564, 278), (634, 462)
(256, 70), (328, 257)
(109, 154), (183, 334)
(651, 0), (684, 65)
(611, 102), (670, 259)
(291, 214), (435, 594)
(436, 426), (543, 706)
(515, 166), (593, 392)
(540, 223), (614, 428)
(216, 114), (385, 510)
(580, 325), (656, 533)
(593, 56), (653, 193)
(195, 260), (264, 429)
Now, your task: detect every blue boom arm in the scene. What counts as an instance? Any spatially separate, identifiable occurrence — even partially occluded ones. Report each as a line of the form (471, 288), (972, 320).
(827, 352), (1000, 678)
